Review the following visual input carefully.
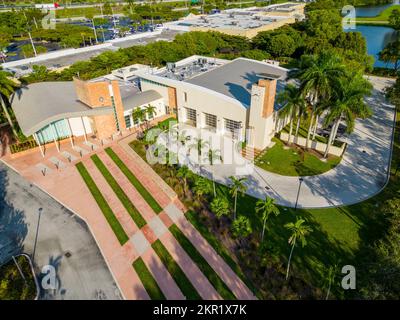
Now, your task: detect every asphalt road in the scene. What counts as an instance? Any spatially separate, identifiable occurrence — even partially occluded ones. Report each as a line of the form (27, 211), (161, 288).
(0, 161), (122, 300)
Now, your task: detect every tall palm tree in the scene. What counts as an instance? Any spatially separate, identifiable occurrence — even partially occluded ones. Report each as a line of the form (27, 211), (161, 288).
(284, 217), (312, 280)
(0, 71), (19, 139)
(322, 73), (372, 158)
(255, 197), (280, 242)
(176, 165), (191, 195)
(323, 264), (338, 300)
(277, 84), (306, 144)
(131, 107), (145, 132)
(208, 148), (221, 197)
(144, 104), (157, 129)
(229, 176), (248, 220)
(291, 52), (346, 149)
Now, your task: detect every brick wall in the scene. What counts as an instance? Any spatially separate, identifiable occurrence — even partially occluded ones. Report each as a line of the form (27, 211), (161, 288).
(258, 79), (277, 118)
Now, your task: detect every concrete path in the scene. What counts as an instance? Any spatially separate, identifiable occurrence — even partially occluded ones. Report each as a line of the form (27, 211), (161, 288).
(196, 76), (397, 208)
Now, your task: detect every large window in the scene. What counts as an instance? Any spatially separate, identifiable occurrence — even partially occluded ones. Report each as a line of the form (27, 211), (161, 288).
(124, 115), (131, 128)
(185, 107), (197, 126)
(224, 118), (241, 139)
(204, 113), (217, 129)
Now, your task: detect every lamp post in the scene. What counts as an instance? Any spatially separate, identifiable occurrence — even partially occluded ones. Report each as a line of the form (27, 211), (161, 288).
(294, 177), (304, 211)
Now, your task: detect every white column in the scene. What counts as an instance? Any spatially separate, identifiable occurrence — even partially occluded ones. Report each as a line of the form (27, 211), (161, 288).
(81, 117), (88, 142)
(65, 118), (74, 147)
(51, 123), (60, 152)
(33, 133), (45, 157)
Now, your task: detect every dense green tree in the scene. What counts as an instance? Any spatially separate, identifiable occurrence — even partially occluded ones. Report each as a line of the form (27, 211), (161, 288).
(210, 197), (230, 219)
(379, 40), (400, 72)
(231, 215), (252, 244)
(0, 71), (19, 138)
(389, 8), (400, 30)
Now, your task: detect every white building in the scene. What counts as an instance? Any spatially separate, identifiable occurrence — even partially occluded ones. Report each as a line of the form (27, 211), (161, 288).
(136, 55), (290, 150)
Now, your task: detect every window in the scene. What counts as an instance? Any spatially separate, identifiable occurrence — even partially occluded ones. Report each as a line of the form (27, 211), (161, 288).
(204, 113), (217, 128)
(124, 115), (131, 128)
(184, 92), (187, 102)
(224, 118), (241, 139)
(185, 107), (197, 126)
(133, 116), (140, 126)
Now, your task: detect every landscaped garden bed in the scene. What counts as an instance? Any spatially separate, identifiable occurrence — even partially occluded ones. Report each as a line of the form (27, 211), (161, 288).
(128, 125), (375, 299)
(0, 255), (37, 300)
(255, 137), (341, 176)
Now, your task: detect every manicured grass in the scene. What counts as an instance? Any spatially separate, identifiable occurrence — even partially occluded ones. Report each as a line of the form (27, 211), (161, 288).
(151, 240), (201, 300)
(132, 258), (166, 300)
(91, 154), (147, 228)
(105, 147), (163, 214)
(0, 255), (37, 300)
(169, 224), (236, 300)
(255, 137), (341, 176)
(356, 5), (400, 22)
(76, 162), (129, 245)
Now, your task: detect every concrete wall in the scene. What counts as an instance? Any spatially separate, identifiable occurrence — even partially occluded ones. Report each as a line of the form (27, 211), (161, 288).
(68, 116), (93, 136)
(280, 132), (346, 157)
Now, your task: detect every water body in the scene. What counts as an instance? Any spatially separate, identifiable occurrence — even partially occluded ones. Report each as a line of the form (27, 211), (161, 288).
(345, 2), (399, 68)
(346, 25), (398, 68)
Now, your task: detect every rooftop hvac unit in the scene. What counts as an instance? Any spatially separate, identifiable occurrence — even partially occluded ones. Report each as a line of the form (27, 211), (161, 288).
(253, 16), (261, 20)
(229, 13), (234, 18)
(231, 21), (238, 25)
(197, 58), (207, 65)
(166, 62), (176, 71)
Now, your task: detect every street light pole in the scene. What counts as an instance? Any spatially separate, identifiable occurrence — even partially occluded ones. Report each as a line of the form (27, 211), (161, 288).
(294, 177), (304, 211)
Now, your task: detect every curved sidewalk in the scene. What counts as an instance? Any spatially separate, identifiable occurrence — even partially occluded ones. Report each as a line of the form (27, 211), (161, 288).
(203, 76), (396, 209)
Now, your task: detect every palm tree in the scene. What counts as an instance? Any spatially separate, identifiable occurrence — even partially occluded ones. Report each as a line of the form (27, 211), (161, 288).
(86, 12), (98, 44)
(144, 104), (157, 129)
(193, 177), (213, 201)
(291, 52), (346, 149)
(189, 137), (209, 171)
(208, 148), (221, 197)
(229, 176), (248, 220)
(210, 197), (230, 219)
(323, 264), (338, 300)
(131, 107), (145, 132)
(379, 40), (400, 72)
(0, 71), (19, 139)
(277, 84), (306, 144)
(176, 165), (191, 195)
(284, 217), (312, 280)
(231, 215), (252, 247)
(322, 73), (372, 158)
(255, 197), (280, 242)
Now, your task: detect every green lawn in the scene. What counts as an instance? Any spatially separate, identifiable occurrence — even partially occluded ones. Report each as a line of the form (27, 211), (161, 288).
(169, 224), (236, 300)
(91, 154), (147, 228)
(356, 5), (400, 22)
(76, 162), (129, 245)
(105, 147), (163, 214)
(151, 240), (202, 300)
(132, 258), (166, 300)
(255, 137), (341, 176)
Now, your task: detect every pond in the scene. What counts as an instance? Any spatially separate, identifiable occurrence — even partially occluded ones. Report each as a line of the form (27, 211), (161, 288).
(345, 25), (398, 68)
(344, 2), (399, 68)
